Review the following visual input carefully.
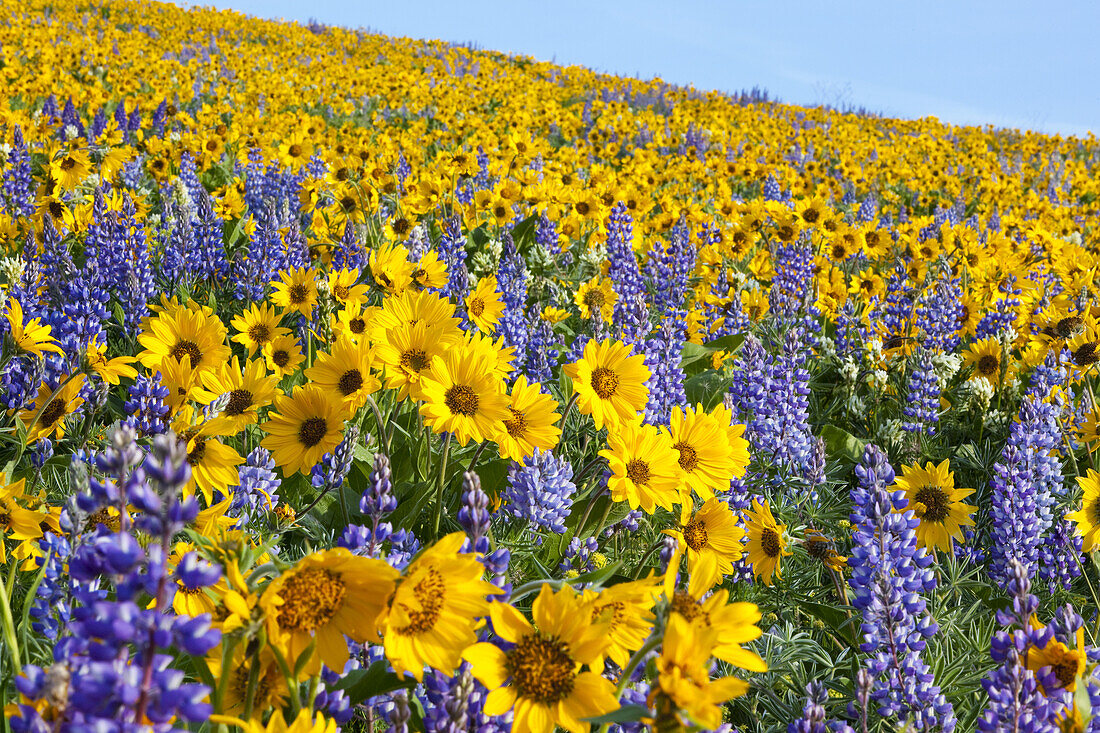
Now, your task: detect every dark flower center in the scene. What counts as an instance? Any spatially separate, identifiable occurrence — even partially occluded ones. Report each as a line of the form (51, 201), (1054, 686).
(674, 442), (699, 473)
(626, 459), (650, 486)
(504, 408), (528, 438)
(297, 417), (328, 448)
(288, 284), (310, 305)
(590, 367), (619, 399)
(393, 568), (446, 635)
(277, 568), (345, 633)
(248, 323), (271, 344)
(505, 633), (575, 706)
(761, 528), (781, 557)
(337, 369), (364, 396)
(977, 354), (999, 376)
(225, 388), (254, 416)
(914, 485), (950, 523)
(400, 349), (429, 373)
(683, 517), (709, 551)
(444, 385), (479, 416)
(170, 339), (203, 366)
(38, 399), (67, 428)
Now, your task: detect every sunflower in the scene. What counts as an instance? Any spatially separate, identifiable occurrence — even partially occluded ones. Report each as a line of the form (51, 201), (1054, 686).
(327, 268), (369, 307)
(50, 148), (90, 189)
(84, 341), (138, 385)
(584, 576), (660, 669)
(20, 375), (86, 444)
(651, 614), (751, 731)
(962, 336), (1012, 385)
(231, 302), (290, 355)
(183, 430), (244, 504)
(665, 499), (745, 583)
(601, 421), (682, 514)
(234, 710), (337, 733)
(332, 302), (378, 344)
(1067, 469), (1100, 551)
(574, 278), (617, 322)
(1026, 622), (1087, 694)
(667, 562), (767, 674)
(0, 483), (46, 565)
(464, 585), (618, 733)
(137, 301), (230, 376)
(261, 385), (347, 476)
(260, 548), (397, 677)
(270, 267), (319, 320)
(667, 405), (736, 501)
(194, 356), (280, 435)
(374, 321), (451, 401)
(1067, 326), (1100, 374)
(465, 275), (505, 334)
(464, 331), (515, 380)
(893, 460), (976, 553)
(206, 645), (287, 720)
(563, 339), (650, 430)
(497, 375), (561, 461)
(848, 268), (885, 301)
(5, 300), (63, 358)
(418, 345), (510, 447)
(381, 532), (500, 681)
(803, 529), (848, 572)
(541, 306), (571, 324)
(412, 250), (448, 290)
(263, 333), (306, 379)
(369, 241), (414, 294)
(743, 499), (790, 585)
(372, 288), (463, 341)
(158, 356), (202, 413)
(305, 335), (380, 416)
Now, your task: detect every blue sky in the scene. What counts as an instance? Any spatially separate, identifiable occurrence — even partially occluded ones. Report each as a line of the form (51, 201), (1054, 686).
(187, 1), (1098, 137)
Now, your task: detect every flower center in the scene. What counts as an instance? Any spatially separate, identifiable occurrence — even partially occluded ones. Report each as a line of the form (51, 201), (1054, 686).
(582, 289), (604, 309)
(682, 517), (709, 551)
(225, 388), (254, 416)
(297, 417), (328, 448)
(288, 284), (310, 305)
(1056, 316), (1085, 339)
(977, 354), (999, 375)
(247, 323), (271, 344)
(468, 297), (485, 317)
(670, 592), (707, 624)
(187, 438), (207, 464)
(1050, 646), (1081, 689)
(38, 399), (67, 428)
(761, 528), (781, 557)
(394, 568), (446, 635)
(170, 339), (203, 366)
(337, 369), (364, 396)
(1073, 342), (1099, 367)
(400, 348), (429, 372)
(277, 568), (346, 633)
(444, 385), (479, 416)
(349, 317), (366, 334)
(504, 407), (528, 438)
(505, 633), (576, 706)
(287, 144), (302, 158)
(625, 459), (650, 486)
(334, 285), (350, 301)
(590, 367), (619, 399)
(913, 484), (949, 523)
(673, 441), (699, 473)
(272, 349), (290, 368)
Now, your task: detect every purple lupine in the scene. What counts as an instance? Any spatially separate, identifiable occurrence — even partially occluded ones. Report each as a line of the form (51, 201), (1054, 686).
(503, 448), (576, 534)
(124, 373), (171, 437)
(192, 189), (229, 281)
(978, 559), (1068, 732)
(902, 349), (940, 436)
(988, 397), (1062, 588)
(848, 445), (955, 732)
(1, 125), (35, 220)
(914, 271), (963, 353)
(768, 238), (816, 323)
(16, 429), (219, 731)
(496, 235), (529, 374)
(434, 215), (470, 303)
(231, 447), (281, 525)
(605, 202), (650, 346)
(642, 314), (687, 425)
(421, 662), (511, 732)
(789, 682), (855, 733)
(976, 275), (1022, 339)
(522, 312), (560, 385)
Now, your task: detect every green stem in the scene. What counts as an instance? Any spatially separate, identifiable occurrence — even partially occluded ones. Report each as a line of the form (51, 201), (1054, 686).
(615, 634), (661, 696)
(0, 569), (22, 673)
(433, 432), (453, 538)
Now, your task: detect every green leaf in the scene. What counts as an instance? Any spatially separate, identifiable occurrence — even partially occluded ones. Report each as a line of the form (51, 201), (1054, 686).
(331, 660), (416, 704)
(679, 342), (713, 377)
(584, 705), (651, 725)
(703, 333), (746, 352)
(683, 372), (730, 411)
(475, 457), (510, 499)
(511, 213), (540, 253)
(819, 425), (866, 463)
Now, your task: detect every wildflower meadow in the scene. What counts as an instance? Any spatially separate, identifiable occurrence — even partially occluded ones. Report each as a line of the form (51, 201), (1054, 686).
(0, 2), (1098, 731)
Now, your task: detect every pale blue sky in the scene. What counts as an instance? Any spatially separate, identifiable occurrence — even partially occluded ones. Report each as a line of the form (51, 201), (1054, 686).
(185, 1), (1097, 137)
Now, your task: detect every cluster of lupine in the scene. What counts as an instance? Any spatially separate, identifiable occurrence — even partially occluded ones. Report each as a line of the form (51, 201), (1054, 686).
(2, 1), (1100, 732)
